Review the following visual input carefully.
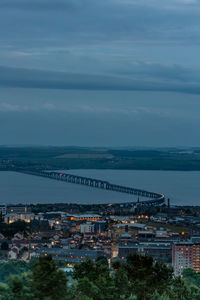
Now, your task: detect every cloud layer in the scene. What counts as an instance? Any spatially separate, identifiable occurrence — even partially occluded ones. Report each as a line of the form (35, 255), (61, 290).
(0, 0), (200, 146)
(0, 0), (199, 93)
(0, 64), (200, 94)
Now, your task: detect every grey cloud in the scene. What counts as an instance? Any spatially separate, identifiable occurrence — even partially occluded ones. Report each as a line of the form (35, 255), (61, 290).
(0, 0), (200, 47)
(1, 65), (200, 94)
(0, 101), (168, 117)
(109, 62), (190, 82)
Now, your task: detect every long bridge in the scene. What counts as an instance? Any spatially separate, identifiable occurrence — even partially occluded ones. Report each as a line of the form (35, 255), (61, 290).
(16, 169), (165, 206)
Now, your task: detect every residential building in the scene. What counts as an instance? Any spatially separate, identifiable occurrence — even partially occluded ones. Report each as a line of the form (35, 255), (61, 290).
(172, 242), (200, 276)
(4, 213), (35, 224)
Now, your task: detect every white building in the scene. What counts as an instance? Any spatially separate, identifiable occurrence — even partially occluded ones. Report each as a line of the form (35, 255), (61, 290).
(80, 222), (95, 234)
(8, 247), (19, 260)
(4, 213), (35, 224)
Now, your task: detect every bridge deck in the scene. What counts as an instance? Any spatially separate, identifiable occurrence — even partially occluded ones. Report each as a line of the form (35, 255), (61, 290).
(16, 169), (165, 206)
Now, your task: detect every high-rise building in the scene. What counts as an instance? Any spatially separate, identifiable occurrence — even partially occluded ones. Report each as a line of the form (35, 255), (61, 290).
(172, 242), (200, 276)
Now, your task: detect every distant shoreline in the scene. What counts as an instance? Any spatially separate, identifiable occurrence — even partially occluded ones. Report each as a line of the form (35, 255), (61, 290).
(2, 168), (200, 172)
(1, 146), (200, 171)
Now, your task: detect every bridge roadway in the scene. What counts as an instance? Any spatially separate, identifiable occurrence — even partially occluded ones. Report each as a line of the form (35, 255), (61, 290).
(16, 169), (165, 205)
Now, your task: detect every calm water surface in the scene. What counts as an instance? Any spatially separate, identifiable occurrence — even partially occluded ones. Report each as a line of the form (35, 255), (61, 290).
(0, 170), (200, 205)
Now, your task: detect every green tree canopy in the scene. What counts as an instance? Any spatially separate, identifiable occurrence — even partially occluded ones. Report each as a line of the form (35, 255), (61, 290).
(124, 254), (173, 299)
(0, 254), (200, 300)
(31, 255), (68, 300)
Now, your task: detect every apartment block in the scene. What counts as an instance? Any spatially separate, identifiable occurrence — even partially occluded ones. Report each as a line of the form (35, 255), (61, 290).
(172, 242), (200, 276)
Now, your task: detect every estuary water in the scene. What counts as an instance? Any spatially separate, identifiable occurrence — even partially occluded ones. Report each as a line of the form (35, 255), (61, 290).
(0, 170), (199, 206)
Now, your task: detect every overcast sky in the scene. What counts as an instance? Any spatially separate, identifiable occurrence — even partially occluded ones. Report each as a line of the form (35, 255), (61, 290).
(0, 0), (200, 147)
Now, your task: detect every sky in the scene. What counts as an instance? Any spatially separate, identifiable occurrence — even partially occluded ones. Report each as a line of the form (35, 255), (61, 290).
(0, 0), (200, 147)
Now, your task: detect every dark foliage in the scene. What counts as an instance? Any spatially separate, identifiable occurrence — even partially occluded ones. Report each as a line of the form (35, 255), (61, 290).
(0, 254), (200, 300)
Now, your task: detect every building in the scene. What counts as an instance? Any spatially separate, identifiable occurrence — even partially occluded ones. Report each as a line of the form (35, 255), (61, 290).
(4, 213), (35, 224)
(137, 231), (156, 240)
(8, 247), (19, 260)
(0, 204), (6, 216)
(114, 223), (150, 232)
(7, 205), (31, 214)
(68, 214), (103, 222)
(119, 242), (172, 262)
(80, 222), (95, 234)
(35, 248), (104, 264)
(94, 221), (106, 234)
(172, 242), (200, 276)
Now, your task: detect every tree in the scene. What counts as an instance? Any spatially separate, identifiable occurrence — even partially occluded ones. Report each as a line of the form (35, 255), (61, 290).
(153, 291), (170, 300)
(31, 255), (68, 300)
(2, 252), (199, 300)
(0, 260), (29, 282)
(95, 256), (108, 267)
(66, 282), (93, 300)
(182, 268), (200, 288)
(7, 274), (33, 300)
(113, 267), (131, 299)
(76, 277), (100, 300)
(189, 286), (200, 300)
(0, 282), (11, 300)
(74, 259), (115, 300)
(124, 254), (173, 299)
(74, 258), (108, 282)
(168, 277), (190, 299)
